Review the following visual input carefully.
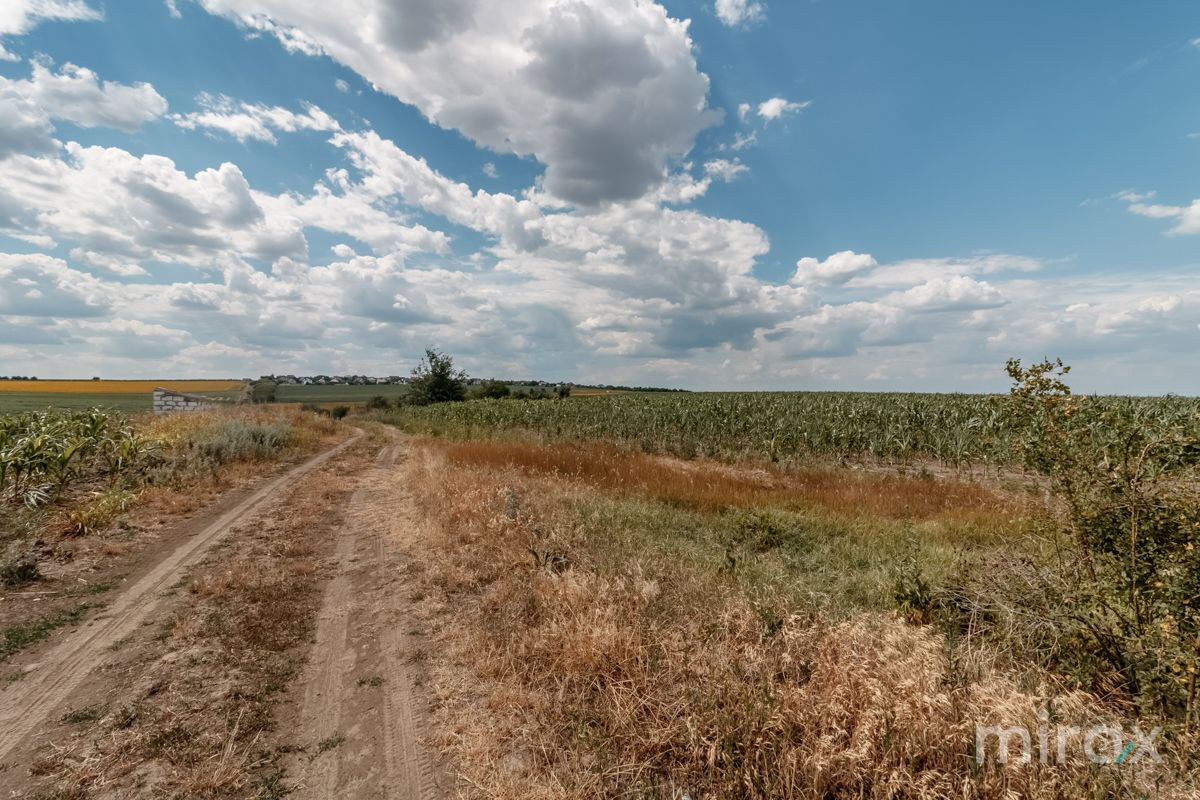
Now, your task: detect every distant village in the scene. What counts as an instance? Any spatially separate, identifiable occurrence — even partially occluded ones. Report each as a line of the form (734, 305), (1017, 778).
(257, 374), (568, 388)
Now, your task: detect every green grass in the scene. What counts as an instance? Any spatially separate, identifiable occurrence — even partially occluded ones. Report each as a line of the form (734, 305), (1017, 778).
(560, 490), (1016, 619)
(1, 602), (95, 662)
(0, 392), (156, 413)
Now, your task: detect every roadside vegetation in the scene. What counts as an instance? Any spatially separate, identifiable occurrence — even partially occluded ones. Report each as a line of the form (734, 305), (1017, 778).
(387, 358), (1200, 798)
(0, 405), (341, 669)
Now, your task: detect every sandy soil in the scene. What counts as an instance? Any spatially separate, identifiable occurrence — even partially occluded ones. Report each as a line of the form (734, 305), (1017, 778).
(283, 441), (448, 799)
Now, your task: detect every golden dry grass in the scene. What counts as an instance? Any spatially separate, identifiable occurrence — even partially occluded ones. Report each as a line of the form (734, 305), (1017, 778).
(441, 438), (1012, 521)
(0, 379), (241, 394)
(405, 439), (1196, 799)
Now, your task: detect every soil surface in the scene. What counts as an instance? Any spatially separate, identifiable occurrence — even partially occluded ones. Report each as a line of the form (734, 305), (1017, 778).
(0, 431), (447, 798)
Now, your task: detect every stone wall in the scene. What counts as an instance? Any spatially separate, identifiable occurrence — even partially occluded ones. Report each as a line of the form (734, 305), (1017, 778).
(152, 387), (228, 415)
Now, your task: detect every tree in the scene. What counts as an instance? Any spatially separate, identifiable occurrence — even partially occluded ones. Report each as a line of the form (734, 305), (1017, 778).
(407, 348), (467, 405)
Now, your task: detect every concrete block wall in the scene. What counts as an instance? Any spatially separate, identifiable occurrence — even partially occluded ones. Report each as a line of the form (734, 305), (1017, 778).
(153, 387), (222, 415)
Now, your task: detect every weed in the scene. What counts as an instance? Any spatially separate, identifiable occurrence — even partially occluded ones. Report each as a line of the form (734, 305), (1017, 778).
(315, 733), (345, 755)
(357, 675), (385, 688)
(61, 704), (106, 725)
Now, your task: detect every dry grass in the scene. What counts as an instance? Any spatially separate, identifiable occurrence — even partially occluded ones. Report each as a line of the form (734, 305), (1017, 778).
(405, 439), (1197, 799)
(441, 439), (1014, 521)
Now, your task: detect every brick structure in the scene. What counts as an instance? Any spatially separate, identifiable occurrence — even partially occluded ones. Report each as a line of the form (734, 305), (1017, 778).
(152, 387), (232, 415)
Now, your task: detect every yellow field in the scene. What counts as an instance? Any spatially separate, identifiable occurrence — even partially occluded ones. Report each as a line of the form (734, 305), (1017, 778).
(0, 380), (243, 394)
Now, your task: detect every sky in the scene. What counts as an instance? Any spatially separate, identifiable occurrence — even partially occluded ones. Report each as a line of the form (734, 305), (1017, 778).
(0, 0), (1197, 392)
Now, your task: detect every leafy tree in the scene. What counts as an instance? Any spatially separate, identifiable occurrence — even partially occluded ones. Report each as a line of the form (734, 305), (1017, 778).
(407, 348), (467, 405)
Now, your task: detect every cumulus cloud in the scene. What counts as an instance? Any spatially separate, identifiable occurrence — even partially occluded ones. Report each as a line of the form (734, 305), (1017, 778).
(757, 96), (810, 121)
(715, 0), (765, 27)
(1120, 189), (1200, 235)
(171, 92), (340, 143)
(7, 60), (167, 132)
(791, 251), (878, 286)
(0, 252), (111, 317)
(0, 61), (166, 158)
(194, 0), (719, 205)
(0, 1), (101, 36)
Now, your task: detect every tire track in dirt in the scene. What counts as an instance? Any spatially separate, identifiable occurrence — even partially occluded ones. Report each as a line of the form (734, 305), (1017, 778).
(290, 439), (445, 799)
(0, 431), (363, 764)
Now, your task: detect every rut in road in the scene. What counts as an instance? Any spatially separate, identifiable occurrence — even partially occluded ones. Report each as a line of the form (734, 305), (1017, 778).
(0, 431), (363, 765)
(289, 442), (446, 799)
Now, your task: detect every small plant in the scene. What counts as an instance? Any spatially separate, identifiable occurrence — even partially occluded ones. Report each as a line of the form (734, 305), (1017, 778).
(61, 704), (106, 724)
(0, 540), (39, 586)
(330, 405), (350, 420)
(315, 733), (345, 755)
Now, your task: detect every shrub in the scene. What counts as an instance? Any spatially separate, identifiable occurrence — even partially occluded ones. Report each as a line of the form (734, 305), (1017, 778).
(365, 395), (391, 411)
(1002, 358), (1200, 719)
(330, 406), (350, 420)
(476, 380), (511, 400)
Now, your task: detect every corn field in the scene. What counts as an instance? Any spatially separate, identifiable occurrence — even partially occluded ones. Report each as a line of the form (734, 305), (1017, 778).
(388, 391), (1200, 465)
(0, 409), (156, 506)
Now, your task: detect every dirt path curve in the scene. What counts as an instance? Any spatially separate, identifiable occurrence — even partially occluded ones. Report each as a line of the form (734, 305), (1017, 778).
(289, 441), (446, 799)
(0, 430), (364, 764)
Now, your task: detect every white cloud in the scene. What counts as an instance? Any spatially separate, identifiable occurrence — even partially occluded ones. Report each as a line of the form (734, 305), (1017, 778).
(0, 61), (167, 146)
(737, 102), (751, 122)
(194, 0), (719, 205)
(715, 0), (765, 27)
(791, 251), (878, 287)
(1120, 190), (1200, 235)
(334, 78), (349, 93)
(0, 252), (111, 317)
(703, 158), (748, 182)
(757, 96), (810, 121)
(171, 92), (339, 143)
(721, 130), (758, 152)
(164, 0), (182, 18)
(0, 43), (19, 61)
(482, 161), (498, 178)
(0, 1), (101, 36)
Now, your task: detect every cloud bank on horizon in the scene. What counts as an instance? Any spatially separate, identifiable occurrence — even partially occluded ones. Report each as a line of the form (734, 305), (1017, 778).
(0, 0), (1196, 391)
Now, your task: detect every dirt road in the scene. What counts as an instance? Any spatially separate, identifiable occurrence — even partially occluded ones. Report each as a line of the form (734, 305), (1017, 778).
(0, 433), (356, 766)
(0, 432), (449, 798)
(286, 442), (446, 799)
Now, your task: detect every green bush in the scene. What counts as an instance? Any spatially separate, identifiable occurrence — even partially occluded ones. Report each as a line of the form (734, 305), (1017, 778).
(330, 406), (350, 420)
(1002, 358), (1200, 719)
(476, 380), (511, 400)
(365, 395), (391, 411)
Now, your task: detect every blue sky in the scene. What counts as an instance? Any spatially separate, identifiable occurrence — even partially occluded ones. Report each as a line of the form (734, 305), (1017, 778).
(0, 0), (1196, 391)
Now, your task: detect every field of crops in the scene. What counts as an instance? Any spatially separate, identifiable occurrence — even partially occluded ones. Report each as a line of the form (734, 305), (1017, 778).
(0, 381), (243, 413)
(387, 390), (1200, 465)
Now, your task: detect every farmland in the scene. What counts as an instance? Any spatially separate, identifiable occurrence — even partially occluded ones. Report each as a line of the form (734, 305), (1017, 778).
(4, 372), (1200, 798)
(384, 389), (1200, 466)
(0, 380), (243, 413)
